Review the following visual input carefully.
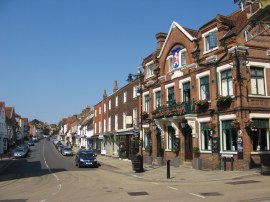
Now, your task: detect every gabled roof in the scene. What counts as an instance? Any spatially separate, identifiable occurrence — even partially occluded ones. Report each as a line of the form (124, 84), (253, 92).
(0, 102), (4, 112)
(5, 107), (14, 119)
(157, 21), (197, 58)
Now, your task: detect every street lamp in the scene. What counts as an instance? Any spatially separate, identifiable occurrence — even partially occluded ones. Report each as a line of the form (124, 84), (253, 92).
(127, 66), (160, 172)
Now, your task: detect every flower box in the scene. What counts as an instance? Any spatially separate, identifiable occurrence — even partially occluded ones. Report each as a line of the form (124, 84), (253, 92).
(231, 119), (240, 129)
(216, 95), (232, 108)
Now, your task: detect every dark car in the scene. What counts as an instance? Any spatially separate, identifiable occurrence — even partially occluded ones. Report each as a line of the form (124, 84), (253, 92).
(28, 140), (35, 146)
(75, 150), (99, 168)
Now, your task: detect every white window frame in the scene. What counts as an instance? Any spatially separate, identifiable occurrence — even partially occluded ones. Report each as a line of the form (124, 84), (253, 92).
(103, 119), (106, 133)
(143, 91), (150, 113)
(146, 61), (154, 78)
(133, 108), (137, 128)
(219, 114), (237, 154)
(115, 114), (118, 131)
(109, 100), (111, 110)
(217, 64), (233, 97)
(196, 71), (210, 100)
(133, 86), (138, 98)
(104, 103), (106, 113)
(202, 27), (218, 54)
(247, 62), (270, 98)
(153, 87), (161, 109)
(108, 116), (111, 132)
(123, 91), (127, 103)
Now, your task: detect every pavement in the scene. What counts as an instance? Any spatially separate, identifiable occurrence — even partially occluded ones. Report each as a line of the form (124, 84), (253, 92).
(72, 146), (262, 183)
(0, 145), (262, 183)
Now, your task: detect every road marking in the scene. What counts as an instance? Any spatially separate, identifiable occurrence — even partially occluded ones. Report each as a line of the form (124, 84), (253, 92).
(189, 193), (206, 199)
(42, 141), (62, 198)
(151, 182), (159, 185)
(168, 186), (178, 190)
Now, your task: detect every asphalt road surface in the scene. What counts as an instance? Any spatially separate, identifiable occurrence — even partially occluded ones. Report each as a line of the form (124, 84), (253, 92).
(0, 139), (269, 202)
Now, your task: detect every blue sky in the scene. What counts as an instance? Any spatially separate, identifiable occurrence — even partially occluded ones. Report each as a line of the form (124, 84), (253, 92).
(0, 0), (239, 124)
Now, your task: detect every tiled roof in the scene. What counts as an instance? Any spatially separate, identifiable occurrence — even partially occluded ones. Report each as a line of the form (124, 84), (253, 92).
(5, 107), (14, 119)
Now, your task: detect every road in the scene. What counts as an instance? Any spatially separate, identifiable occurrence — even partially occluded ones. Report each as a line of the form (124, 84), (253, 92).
(0, 139), (269, 202)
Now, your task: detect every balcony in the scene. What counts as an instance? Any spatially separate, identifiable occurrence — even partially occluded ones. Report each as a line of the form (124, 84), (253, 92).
(152, 100), (194, 119)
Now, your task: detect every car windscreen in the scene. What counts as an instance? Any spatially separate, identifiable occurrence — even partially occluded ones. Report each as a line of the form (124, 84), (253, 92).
(64, 148), (71, 151)
(79, 151), (94, 156)
(16, 148), (24, 152)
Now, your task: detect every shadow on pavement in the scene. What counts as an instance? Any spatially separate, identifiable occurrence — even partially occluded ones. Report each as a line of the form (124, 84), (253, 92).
(0, 199), (28, 202)
(0, 158), (66, 183)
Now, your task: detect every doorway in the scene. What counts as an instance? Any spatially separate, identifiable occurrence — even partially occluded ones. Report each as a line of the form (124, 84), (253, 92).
(184, 124), (193, 161)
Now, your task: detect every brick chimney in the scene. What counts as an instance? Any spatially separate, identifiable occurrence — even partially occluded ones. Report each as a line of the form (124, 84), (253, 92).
(113, 80), (118, 93)
(155, 32), (167, 50)
(103, 89), (107, 99)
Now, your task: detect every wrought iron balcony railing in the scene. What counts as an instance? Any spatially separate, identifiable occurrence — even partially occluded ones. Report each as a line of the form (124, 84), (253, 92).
(152, 100), (194, 119)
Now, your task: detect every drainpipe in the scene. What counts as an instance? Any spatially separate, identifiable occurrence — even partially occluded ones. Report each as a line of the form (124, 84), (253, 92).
(194, 38), (228, 170)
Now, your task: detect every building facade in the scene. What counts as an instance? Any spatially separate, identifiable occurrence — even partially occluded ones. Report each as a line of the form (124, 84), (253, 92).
(140, 2), (270, 170)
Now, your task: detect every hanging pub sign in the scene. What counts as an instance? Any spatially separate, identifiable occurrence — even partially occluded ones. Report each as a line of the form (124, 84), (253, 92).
(212, 137), (219, 153)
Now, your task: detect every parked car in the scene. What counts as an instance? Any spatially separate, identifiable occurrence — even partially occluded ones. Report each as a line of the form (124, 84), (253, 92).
(17, 144), (29, 153)
(13, 147), (28, 158)
(55, 141), (63, 149)
(58, 144), (65, 153)
(28, 140), (35, 146)
(75, 150), (99, 168)
(32, 136), (38, 142)
(62, 147), (73, 156)
(53, 140), (60, 145)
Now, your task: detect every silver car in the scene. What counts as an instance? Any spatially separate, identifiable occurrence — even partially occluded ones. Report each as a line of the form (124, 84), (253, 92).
(62, 147), (73, 156)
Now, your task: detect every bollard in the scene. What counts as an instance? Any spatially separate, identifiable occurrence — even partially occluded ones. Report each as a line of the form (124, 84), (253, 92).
(167, 160), (170, 179)
(231, 157), (234, 171)
(223, 157), (227, 171)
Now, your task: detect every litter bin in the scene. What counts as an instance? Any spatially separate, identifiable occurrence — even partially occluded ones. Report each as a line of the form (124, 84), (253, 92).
(132, 154), (143, 172)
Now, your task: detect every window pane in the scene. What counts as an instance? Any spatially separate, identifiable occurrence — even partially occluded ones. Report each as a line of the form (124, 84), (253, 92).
(181, 51), (186, 66)
(228, 78), (233, 96)
(257, 78), (265, 95)
(209, 31), (217, 49)
(251, 78), (257, 94)
(205, 35), (210, 51)
(221, 79), (228, 96)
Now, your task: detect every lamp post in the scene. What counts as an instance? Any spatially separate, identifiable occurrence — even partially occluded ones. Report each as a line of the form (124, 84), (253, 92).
(127, 66), (160, 172)
(127, 68), (144, 157)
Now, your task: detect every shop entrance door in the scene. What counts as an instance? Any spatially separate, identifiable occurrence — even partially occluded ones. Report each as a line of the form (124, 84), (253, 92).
(184, 124), (193, 161)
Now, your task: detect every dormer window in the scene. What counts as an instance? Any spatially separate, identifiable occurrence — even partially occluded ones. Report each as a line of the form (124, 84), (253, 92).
(146, 62), (154, 78)
(203, 28), (218, 54)
(168, 48), (187, 71)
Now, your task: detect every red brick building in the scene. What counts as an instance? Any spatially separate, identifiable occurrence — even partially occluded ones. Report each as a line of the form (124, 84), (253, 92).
(93, 79), (140, 159)
(141, 2), (270, 170)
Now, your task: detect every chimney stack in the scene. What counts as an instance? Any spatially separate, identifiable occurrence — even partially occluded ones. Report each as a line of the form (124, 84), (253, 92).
(103, 89), (107, 99)
(155, 32), (167, 50)
(113, 80), (118, 93)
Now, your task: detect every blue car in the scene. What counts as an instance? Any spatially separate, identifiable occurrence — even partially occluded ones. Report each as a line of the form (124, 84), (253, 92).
(28, 140), (35, 146)
(75, 150), (99, 168)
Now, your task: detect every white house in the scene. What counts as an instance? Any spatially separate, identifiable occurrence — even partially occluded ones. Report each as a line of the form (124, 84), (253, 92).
(0, 102), (7, 154)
